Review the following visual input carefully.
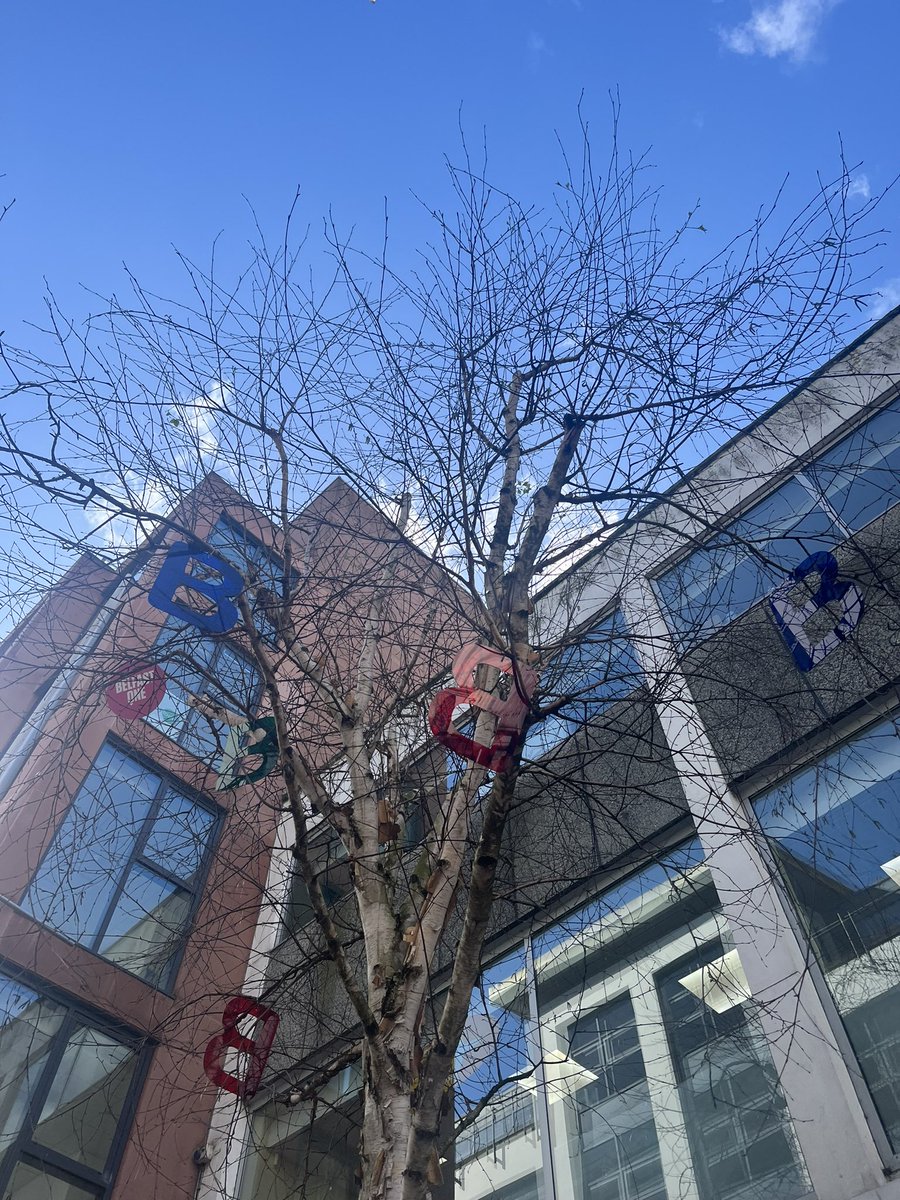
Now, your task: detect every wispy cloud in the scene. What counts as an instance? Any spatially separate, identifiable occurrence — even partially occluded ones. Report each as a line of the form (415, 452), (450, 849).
(848, 173), (871, 200)
(527, 30), (549, 64)
(867, 278), (900, 323)
(721, 0), (840, 62)
(84, 380), (230, 550)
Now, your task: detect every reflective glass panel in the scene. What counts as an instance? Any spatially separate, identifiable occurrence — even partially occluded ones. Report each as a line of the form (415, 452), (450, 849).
(99, 865), (192, 987)
(148, 618), (260, 761)
(142, 791), (216, 883)
(0, 977), (64, 1166)
(524, 611), (642, 760)
(456, 946), (543, 1200)
(239, 1098), (360, 1200)
(656, 477), (839, 651)
(754, 716), (900, 1151)
(32, 1026), (135, 1172)
(808, 397), (900, 532)
(5, 1161), (100, 1200)
(533, 841), (809, 1200)
(657, 943), (804, 1200)
(24, 743), (213, 989)
(207, 517), (285, 644)
(24, 747), (157, 945)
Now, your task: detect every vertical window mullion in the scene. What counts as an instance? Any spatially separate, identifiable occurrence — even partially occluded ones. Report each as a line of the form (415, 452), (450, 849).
(87, 776), (164, 956)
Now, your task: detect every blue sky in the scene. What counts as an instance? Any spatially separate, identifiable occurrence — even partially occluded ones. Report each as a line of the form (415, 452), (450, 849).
(1, 0), (898, 342)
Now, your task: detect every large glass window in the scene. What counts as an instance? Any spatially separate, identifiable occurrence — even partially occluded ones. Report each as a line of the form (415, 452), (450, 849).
(148, 617), (262, 761)
(656, 395), (900, 653)
(278, 833), (351, 944)
(656, 478), (838, 652)
(524, 610), (643, 761)
(238, 1073), (362, 1200)
(807, 395), (900, 533)
(23, 743), (218, 989)
(457, 841), (810, 1200)
(0, 971), (141, 1200)
(754, 715), (900, 1155)
(207, 515), (288, 645)
(456, 946), (543, 1200)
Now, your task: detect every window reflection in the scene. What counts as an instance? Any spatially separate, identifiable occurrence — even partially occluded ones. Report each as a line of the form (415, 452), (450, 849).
(0, 980), (64, 1163)
(0, 971), (138, 1199)
(656, 395), (900, 653)
(656, 478), (838, 653)
(524, 611), (642, 761)
(754, 716), (900, 1151)
(808, 397), (900, 532)
(456, 946), (543, 1200)
(239, 1084), (361, 1200)
(23, 743), (218, 989)
(32, 1026), (136, 1171)
(149, 618), (261, 762)
(456, 841), (809, 1200)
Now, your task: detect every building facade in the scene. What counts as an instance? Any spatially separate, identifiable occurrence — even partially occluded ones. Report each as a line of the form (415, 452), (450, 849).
(2, 308), (900, 1200)
(203, 307), (900, 1200)
(0, 472), (463, 1200)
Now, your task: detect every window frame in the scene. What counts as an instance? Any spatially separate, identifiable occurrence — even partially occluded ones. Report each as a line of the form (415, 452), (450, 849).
(743, 709), (900, 1172)
(147, 616), (263, 762)
(0, 962), (152, 1200)
(206, 513), (293, 646)
(22, 738), (222, 994)
(652, 390), (900, 655)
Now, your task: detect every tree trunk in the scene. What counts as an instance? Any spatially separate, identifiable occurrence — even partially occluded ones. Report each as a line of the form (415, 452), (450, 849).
(360, 1050), (417, 1200)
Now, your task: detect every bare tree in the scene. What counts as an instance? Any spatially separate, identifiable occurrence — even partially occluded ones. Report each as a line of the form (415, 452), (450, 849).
(0, 119), (887, 1200)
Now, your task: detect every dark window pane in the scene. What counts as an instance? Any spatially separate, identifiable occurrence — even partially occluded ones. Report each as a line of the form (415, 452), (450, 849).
(99, 865), (192, 987)
(0, 977), (64, 1163)
(142, 791), (215, 883)
(809, 398), (900, 531)
(32, 1026), (135, 1172)
(24, 747), (157, 945)
(280, 871), (313, 939)
(5, 1161), (101, 1200)
(754, 717), (900, 1152)
(656, 477), (838, 650)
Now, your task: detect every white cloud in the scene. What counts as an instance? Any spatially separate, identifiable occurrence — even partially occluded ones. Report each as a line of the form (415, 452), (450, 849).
(867, 278), (900, 323)
(527, 30), (548, 58)
(721, 0), (840, 61)
(848, 173), (871, 200)
(85, 473), (171, 550)
(83, 380), (231, 550)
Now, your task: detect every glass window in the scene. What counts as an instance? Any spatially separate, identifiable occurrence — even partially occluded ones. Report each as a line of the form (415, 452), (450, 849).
(31, 1026), (136, 1172)
(754, 715), (900, 1153)
(148, 618), (261, 762)
(656, 477), (839, 651)
(4, 1162), (101, 1200)
(278, 835), (351, 943)
(238, 1087), (361, 1200)
(0, 971), (140, 1200)
(808, 396), (900, 532)
(529, 841), (809, 1200)
(207, 516), (287, 645)
(0, 980), (64, 1163)
(23, 743), (218, 990)
(455, 946), (544, 1200)
(524, 611), (642, 761)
